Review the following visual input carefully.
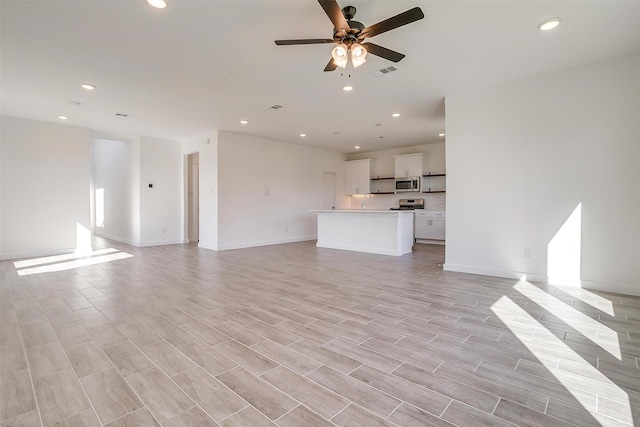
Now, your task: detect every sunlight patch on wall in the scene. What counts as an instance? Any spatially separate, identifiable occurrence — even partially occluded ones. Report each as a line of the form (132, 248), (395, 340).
(547, 203), (582, 287)
(514, 278), (620, 359)
(491, 295), (632, 425)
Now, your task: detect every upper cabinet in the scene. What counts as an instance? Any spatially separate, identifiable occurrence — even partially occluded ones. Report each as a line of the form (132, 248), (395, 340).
(344, 159), (374, 195)
(394, 153), (425, 178)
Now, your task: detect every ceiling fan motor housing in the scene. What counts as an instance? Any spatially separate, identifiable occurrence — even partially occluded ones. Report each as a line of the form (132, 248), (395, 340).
(342, 5), (357, 20)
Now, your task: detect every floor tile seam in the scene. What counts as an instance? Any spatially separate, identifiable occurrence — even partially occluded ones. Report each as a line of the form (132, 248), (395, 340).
(104, 406), (154, 426)
(515, 360), (639, 403)
(12, 321), (44, 426)
(66, 328), (160, 425)
(474, 360), (605, 409)
(213, 403), (251, 425)
(394, 360), (506, 408)
(161, 403), (218, 426)
(345, 363), (452, 415)
(213, 338), (283, 374)
(321, 338), (404, 372)
(328, 402), (398, 426)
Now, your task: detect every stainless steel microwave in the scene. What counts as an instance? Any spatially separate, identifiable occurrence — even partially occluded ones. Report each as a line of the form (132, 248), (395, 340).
(395, 177), (420, 192)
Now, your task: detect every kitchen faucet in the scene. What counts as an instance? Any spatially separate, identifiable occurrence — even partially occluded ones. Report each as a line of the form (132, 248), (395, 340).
(361, 193), (373, 210)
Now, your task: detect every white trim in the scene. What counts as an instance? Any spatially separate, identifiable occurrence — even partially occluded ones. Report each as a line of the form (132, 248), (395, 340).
(443, 263), (547, 282)
(443, 263), (640, 296)
(95, 231), (139, 246)
(316, 242), (410, 256)
(198, 242), (219, 251)
(216, 236), (316, 251)
(138, 239), (184, 247)
(579, 280), (640, 297)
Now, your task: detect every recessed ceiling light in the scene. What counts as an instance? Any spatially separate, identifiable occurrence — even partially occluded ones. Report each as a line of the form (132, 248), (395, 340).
(69, 101), (82, 106)
(375, 123), (382, 127)
(342, 86), (354, 92)
(333, 132), (341, 135)
(300, 133), (306, 137)
(240, 120), (249, 124)
(538, 17), (561, 31)
(147, 0), (167, 9)
(438, 133), (445, 137)
(58, 115), (68, 120)
(81, 84), (95, 90)
(391, 113), (400, 117)
(355, 146), (360, 149)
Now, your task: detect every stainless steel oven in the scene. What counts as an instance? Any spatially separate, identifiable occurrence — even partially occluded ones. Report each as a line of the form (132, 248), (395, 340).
(395, 177), (420, 192)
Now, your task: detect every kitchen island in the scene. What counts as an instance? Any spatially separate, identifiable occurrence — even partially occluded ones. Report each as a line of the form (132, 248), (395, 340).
(313, 210), (414, 256)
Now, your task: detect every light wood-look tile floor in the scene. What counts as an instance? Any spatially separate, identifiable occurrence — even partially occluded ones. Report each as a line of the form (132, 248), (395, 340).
(1, 238), (639, 426)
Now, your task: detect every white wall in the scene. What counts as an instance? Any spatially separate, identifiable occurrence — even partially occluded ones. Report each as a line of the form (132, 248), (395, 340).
(346, 143), (446, 210)
(445, 53), (640, 296)
(0, 116), (91, 259)
(139, 136), (183, 246)
(216, 131), (346, 250)
(92, 138), (135, 244)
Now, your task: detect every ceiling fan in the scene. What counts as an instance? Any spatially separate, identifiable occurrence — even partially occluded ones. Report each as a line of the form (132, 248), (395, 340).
(275, 0), (425, 72)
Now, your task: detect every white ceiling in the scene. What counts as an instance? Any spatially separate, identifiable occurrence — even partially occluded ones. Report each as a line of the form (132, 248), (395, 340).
(1, 1), (639, 154)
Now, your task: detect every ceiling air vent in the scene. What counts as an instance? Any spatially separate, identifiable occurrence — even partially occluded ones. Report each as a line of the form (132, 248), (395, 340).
(373, 65), (399, 77)
(115, 113), (131, 118)
(269, 105), (283, 110)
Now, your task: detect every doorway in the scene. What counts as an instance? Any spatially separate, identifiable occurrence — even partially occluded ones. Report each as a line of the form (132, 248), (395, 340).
(187, 153), (199, 243)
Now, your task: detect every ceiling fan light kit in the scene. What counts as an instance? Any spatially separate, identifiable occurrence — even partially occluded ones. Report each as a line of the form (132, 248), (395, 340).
(275, 0), (424, 72)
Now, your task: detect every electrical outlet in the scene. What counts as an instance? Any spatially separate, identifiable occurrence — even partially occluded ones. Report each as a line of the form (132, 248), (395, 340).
(285, 226), (288, 232)
(162, 227), (166, 234)
(524, 248), (532, 258)
(264, 190), (270, 196)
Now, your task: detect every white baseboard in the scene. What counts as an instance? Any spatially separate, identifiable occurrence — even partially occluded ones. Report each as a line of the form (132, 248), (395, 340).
(214, 236), (316, 251)
(138, 239), (184, 248)
(443, 263), (640, 296)
(95, 232), (138, 247)
(198, 242), (219, 251)
(443, 263), (547, 282)
(316, 242), (410, 256)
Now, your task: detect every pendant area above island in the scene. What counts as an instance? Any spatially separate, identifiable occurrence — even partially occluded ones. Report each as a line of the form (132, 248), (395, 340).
(312, 210), (414, 256)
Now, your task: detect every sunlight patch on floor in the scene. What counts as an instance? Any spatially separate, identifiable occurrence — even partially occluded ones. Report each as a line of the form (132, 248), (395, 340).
(16, 251), (133, 276)
(555, 286), (615, 317)
(491, 295), (632, 425)
(514, 279), (621, 360)
(13, 248), (119, 269)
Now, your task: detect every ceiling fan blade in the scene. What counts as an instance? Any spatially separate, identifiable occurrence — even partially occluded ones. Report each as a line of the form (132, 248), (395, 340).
(324, 58), (337, 72)
(275, 39), (335, 46)
(362, 42), (405, 62)
(318, 0), (350, 37)
(360, 7), (424, 39)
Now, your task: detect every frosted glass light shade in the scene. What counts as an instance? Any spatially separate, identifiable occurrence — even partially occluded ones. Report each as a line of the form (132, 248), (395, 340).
(332, 44), (348, 68)
(351, 43), (367, 68)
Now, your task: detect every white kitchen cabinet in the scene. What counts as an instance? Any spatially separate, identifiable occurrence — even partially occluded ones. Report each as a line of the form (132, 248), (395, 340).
(394, 153), (425, 178)
(344, 159), (374, 195)
(414, 210), (446, 241)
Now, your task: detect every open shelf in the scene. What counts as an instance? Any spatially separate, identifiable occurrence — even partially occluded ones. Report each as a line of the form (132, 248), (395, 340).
(422, 173), (446, 177)
(371, 177), (395, 181)
(421, 190), (446, 194)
